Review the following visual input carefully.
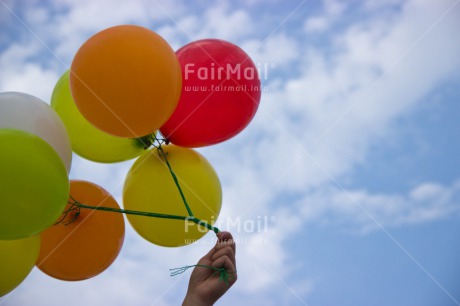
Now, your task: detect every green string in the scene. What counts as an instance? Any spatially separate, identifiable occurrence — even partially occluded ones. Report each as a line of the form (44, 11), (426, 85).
(155, 138), (194, 217)
(57, 133), (225, 280)
(169, 264), (234, 285)
(58, 134), (220, 234)
(64, 196), (220, 233)
(70, 196), (188, 221)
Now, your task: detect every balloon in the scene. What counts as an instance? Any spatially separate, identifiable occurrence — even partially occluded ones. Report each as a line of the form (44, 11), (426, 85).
(70, 25), (182, 138)
(0, 235), (40, 297)
(0, 129), (69, 240)
(37, 180), (125, 281)
(0, 92), (72, 172)
(51, 71), (145, 163)
(123, 145), (221, 247)
(160, 39), (261, 147)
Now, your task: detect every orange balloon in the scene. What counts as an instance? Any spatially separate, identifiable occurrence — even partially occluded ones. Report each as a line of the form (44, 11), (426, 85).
(36, 180), (125, 281)
(70, 25), (182, 138)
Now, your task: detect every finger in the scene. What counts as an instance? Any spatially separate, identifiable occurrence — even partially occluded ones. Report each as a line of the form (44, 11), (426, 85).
(212, 255), (237, 282)
(217, 231), (233, 242)
(203, 231), (235, 262)
(216, 232), (236, 255)
(211, 244), (235, 262)
(197, 254), (213, 267)
(212, 254), (235, 271)
(215, 240), (236, 258)
(215, 238), (235, 251)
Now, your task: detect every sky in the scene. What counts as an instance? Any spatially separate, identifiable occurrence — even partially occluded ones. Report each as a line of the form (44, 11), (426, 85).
(0, 0), (459, 305)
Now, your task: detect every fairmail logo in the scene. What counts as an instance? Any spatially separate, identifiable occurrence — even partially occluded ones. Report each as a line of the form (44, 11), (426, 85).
(184, 215), (276, 233)
(184, 62), (274, 81)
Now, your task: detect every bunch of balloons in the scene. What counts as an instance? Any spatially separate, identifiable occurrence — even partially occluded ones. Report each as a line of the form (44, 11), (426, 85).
(0, 24), (261, 296)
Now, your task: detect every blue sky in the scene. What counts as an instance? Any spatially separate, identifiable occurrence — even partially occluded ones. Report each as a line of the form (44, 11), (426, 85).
(1, 0), (459, 305)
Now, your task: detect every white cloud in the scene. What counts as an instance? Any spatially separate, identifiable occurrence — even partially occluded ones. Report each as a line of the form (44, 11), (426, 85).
(252, 0), (460, 193)
(1, 0), (460, 305)
(364, 0), (402, 11)
(0, 41), (59, 101)
(410, 182), (448, 201)
(296, 180), (460, 234)
(157, 1), (255, 44)
(242, 33), (300, 68)
(304, 0), (346, 33)
(49, 0), (183, 31)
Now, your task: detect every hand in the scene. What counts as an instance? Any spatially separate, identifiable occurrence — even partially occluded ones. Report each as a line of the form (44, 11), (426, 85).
(182, 231), (237, 306)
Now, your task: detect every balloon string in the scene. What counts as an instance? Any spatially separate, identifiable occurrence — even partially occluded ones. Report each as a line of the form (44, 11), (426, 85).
(169, 264), (234, 285)
(136, 133), (196, 218)
(155, 140), (194, 217)
(64, 196), (220, 233)
(56, 133), (220, 231)
(58, 133), (224, 280)
(68, 195), (186, 220)
(152, 135), (220, 233)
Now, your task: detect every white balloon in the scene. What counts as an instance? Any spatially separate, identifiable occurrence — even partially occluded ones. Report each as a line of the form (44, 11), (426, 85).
(0, 92), (72, 172)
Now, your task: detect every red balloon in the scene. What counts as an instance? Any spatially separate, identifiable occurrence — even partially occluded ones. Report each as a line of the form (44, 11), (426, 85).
(160, 39), (261, 147)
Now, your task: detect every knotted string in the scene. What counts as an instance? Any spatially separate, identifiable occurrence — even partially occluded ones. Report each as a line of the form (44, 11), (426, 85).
(169, 264), (234, 285)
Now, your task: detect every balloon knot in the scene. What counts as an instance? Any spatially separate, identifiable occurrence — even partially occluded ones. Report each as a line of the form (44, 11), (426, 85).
(54, 196), (81, 226)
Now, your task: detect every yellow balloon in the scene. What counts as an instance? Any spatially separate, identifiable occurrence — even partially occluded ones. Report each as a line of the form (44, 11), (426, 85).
(0, 235), (40, 297)
(51, 71), (145, 163)
(123, 145), (221, 247)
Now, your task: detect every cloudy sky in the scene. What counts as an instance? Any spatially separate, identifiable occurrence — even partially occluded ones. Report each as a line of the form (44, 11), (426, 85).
(1, 0), (460, 305)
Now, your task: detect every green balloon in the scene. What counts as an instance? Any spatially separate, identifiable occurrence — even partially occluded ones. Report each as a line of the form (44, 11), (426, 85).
(0, 129), (69, 240)
(51, 71), (145, 163)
